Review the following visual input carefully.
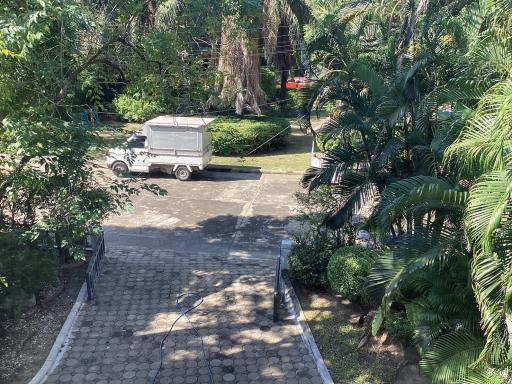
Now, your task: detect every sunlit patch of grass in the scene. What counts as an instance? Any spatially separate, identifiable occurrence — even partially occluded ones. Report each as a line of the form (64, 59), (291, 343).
(298, 289), (399, 384)
(211, 118), (317, 172)
(88, 121), (140, 157)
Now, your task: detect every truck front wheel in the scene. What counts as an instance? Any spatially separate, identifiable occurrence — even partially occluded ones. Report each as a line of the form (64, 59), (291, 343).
(175, 166), (191, 181)
(112, 161), (129, 176)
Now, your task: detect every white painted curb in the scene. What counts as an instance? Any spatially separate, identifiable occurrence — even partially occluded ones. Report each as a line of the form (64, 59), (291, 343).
(283, 273), (334, 384)
(28, 283), (87, 384)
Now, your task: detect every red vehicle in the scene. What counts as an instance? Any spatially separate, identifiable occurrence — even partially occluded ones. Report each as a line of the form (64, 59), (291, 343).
(286, 76), (306, 89)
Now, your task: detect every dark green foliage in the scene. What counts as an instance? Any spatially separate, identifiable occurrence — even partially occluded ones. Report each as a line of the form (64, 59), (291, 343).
(209, 116), (290, 155)
(260, 67), (278, 101)
(286, 89), (305, 112)
(327, 246), (378, 303)
(384, 311), (414, 341)
(291, 177), (363, 288)
(289, 233), (335, 288)
(0, 2), (168, 321)
(295, 186), (357, 247)
(0, 232), (56, 318)
(290, 186), (357, 288)
(297, 1), (512, 381)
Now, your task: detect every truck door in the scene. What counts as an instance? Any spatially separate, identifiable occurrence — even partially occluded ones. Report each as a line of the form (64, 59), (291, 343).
(127, 135), (149, 171)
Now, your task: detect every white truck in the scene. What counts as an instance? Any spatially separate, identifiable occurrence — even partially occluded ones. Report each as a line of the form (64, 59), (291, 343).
(106, 116), (215, 181)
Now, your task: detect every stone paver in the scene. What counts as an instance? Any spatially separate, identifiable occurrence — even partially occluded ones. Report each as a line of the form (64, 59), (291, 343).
(45, 174), (323, 383)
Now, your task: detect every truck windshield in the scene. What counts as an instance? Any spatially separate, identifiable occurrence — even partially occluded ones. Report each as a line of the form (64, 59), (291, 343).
(127, 135), (147, 149)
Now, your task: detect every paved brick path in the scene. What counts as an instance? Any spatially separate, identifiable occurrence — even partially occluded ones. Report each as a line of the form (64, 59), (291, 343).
(45, 246), (323, 384)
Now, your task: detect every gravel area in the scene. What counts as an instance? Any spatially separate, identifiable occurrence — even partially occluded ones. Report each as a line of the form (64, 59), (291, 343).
(0, 265), (86, 384)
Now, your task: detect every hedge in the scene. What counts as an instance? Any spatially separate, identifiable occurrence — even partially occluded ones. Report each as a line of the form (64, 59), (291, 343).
(209, 115), (290, 156)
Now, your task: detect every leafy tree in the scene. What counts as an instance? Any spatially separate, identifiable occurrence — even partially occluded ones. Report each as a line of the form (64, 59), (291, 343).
(0, 0), (166, 317)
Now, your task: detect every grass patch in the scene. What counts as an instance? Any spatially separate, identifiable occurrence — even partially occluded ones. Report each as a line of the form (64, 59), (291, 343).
(89, 121), (139, 157)
(294, 285), (401, 384)
(211, 116), (325, 172)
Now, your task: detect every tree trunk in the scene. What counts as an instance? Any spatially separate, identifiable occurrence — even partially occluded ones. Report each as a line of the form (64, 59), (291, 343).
(142, 0), (158, 26)
(279, 69), (288, 110)
(55, 231), (70, 278)
(217, 17), (266, 115)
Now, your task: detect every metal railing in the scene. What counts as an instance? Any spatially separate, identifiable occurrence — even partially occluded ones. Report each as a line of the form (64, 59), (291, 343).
(273, 252), (283, 322)
(273, 240), (293, 322)
(85, 231), (105, 301)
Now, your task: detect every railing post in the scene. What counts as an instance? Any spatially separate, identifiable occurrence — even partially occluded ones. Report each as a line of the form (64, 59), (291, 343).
(273, 254), (281, 323)
(274, 240), (293, 323)
(85, 230), (105, 301)
(280, 239), (293, 271)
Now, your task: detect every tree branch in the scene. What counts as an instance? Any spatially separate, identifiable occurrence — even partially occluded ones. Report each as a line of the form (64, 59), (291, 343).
(115, 37), (163, 73)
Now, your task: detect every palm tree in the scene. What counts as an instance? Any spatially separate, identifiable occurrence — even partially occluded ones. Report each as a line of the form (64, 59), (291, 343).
(447, 78), (512, 367)
(298, 0), (512, 382)
(263, 0), (297, 108)
(156, 0), (267, 115)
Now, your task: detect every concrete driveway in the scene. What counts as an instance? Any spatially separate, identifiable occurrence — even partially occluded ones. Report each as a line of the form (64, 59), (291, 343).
(104, 172), (302, 259)
(44, 172), (324, 384)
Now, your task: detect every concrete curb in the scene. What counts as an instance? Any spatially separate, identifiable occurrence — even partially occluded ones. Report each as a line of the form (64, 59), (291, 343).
(283, 272), (334, 384)
(28, 283), (87, 384)
(205, 166), (304, 176)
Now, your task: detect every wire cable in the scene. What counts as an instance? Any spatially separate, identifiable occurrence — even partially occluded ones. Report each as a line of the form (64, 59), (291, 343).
(150, 292), (214, 384)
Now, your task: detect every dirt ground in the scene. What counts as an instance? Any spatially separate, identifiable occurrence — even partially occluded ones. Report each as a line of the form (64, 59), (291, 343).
(294, 284), (430, 384)
(0, 264), (86, 384)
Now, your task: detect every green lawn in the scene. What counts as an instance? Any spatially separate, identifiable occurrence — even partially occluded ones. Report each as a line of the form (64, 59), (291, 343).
(97, 121), (139, 147)
(295, 285), (402, 384)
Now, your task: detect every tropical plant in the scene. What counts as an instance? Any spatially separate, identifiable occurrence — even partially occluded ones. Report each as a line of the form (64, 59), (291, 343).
(297, 0), (512, 382)
(289, 231), (335, 288)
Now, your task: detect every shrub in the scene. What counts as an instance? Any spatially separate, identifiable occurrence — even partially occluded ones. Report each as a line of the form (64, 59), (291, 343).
(261, 67), (278, 100)
(209, 115), (290, 155)
(295, 187), (357, 247)
(327, 246), (378, 303)
(113, 94), (162, 122)
(286, 89), (304, 112)
(0, 232), (56, 318)
(385, 311), (414, 341)
(289, 233), (336, 288)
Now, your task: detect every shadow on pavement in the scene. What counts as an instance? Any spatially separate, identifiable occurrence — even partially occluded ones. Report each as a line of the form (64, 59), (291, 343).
(104, 214), (297, 257)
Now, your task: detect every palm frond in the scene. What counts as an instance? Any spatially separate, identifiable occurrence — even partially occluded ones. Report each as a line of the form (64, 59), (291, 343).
(446, 79), (512, 175)
(316, 112), (373, 145)
(367, 225), (464, 303)
(471, 245), (512, 365)
(420, 331), (484, 384)
(300, 146), (361, 190)
(327, 172), (378, 228)
(351, 61), (387, 99)
(376, 176), (467, 229)
(405, 265), (481, 351)
(459, 369), (507, 384)
(465, 170), (512, 253)
(375, 137), (404, 168)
